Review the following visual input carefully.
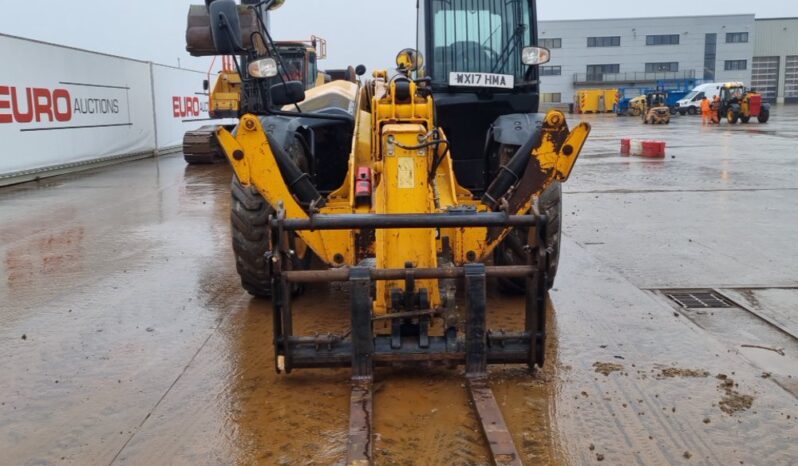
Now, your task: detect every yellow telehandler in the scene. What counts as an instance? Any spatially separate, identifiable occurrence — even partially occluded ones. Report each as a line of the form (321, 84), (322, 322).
(192, 0), (590, 463)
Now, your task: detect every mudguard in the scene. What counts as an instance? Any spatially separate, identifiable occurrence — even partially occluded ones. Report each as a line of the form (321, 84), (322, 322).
(489, 113), (546, 147)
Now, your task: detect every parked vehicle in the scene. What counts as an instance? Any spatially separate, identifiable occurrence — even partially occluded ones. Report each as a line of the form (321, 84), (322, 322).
(675, 83), (722, 115)
(718, 82), (770, 124)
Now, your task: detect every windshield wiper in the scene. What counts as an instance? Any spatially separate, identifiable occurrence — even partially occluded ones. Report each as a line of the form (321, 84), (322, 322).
(491, 23), (526, 74)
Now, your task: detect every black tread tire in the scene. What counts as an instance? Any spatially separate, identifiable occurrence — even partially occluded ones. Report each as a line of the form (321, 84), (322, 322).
(231, 177), (274, 297)
(184, 153), (218, 164)
(740, 115), (751, 123)
(758, 108), (770, 123)
(688, 107), (697, 115)
(679, 109), (686, 116)
(495, 182), (562, 294)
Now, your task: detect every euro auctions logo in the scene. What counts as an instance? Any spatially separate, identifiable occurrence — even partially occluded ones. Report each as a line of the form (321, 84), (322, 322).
(172, 96), (208, 119)
(0, 81), (129, 130)
(0, 86), (72, 123)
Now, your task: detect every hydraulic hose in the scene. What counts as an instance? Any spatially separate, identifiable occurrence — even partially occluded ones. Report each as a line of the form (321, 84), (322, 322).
(481, 124), (543, 210)
(265, 133), (325, 209)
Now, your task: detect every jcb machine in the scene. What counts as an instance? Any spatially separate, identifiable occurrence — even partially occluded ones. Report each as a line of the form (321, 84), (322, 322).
(193, 0), (589, 463)
(718, 82), (770, 124)
(641, 90), (671, 125)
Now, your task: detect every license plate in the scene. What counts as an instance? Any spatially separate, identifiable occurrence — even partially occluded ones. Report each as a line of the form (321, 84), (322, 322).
(449, 72), (514, 89)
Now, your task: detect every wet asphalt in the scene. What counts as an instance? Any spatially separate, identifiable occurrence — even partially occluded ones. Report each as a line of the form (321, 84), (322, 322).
(1, 106), (797, 465)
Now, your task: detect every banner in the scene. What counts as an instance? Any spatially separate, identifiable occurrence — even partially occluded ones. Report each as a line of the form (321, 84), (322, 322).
(151, 64), (235, 150)
(0, 34), (237, 183)
(0, 34), (156, 177)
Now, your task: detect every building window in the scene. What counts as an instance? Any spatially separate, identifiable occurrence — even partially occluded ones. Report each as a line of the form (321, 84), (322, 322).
(646, 34), (680, 46)
(724, 60), (748, 71)
(726, 32), (749, 43)
(645, 62), (679, 73)
(540, 65), (561, 76)
(586, 64), (620, 80)
(541, 38), (561, 49)
(704, 33), (717, 80)
(541, 93), (562, 103)
(587, 36), (620, 47)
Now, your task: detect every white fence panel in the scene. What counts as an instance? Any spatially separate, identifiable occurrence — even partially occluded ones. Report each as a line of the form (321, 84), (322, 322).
(0, 34), (156, 178)
(151, 64), (234, 150)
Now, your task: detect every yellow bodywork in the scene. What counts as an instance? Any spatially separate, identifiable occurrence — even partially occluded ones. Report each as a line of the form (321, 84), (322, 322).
(218, 74), (589, 313)
(209, 70), (241, 115)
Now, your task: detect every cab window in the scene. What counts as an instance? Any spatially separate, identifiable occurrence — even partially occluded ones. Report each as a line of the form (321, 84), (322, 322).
(430, 0), (532, 82)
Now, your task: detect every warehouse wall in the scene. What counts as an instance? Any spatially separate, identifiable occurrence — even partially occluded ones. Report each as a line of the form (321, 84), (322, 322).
(0, 34), (228, 186)
(539, 15), (755, 105)
(754, 18), (798, 103)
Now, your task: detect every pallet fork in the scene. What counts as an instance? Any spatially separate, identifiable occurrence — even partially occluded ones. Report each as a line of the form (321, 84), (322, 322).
(268, 209), (550, 465)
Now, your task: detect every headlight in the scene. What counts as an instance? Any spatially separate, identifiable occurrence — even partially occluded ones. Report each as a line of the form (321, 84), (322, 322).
(522, 46), (551, 65)
(248, 58), (278, 78)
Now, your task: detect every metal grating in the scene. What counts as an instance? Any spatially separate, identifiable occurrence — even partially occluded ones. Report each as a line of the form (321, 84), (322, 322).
(665, 290), (734, 309)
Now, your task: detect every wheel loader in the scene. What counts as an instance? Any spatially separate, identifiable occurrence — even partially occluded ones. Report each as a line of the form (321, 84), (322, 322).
(718, 82), (770, 124)
(191, 0), (590, 463)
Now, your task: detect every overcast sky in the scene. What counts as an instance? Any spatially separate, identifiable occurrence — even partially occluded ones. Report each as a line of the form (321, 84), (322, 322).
(0, 1), (795, 72)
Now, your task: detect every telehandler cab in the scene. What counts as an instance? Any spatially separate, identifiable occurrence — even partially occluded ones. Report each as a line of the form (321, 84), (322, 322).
(190, 0), (590, 463)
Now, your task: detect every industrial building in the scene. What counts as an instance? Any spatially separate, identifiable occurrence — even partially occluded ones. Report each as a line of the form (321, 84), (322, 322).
(539, 15), (798, 106)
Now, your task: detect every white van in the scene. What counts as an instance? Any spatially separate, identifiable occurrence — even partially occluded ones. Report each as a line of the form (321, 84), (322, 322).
(675, 83), (723, 115)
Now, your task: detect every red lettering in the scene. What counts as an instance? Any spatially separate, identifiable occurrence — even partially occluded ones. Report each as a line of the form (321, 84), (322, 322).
(172, 96), (181, 118)
(33, 88), (53, 122)
(192, 97), (200, 116)
(52, 89), (71, 122)
(0, 86), (10, 123)
(11, 87), (34, 123)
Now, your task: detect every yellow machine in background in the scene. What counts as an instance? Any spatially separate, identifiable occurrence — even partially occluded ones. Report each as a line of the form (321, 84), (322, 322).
(575, 88), (618, 113)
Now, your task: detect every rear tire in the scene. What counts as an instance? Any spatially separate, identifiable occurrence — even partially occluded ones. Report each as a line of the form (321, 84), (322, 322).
(495, 182), (562, 294)
(758, 108), (770, 123)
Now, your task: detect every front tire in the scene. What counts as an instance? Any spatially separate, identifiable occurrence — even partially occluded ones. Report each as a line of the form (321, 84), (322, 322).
(231, 178), (274, 297)
(727, 110), (739, 124)
(495, 182), (562, 294)
(230, 178), (312, 297)
(688, 107), (697, 115)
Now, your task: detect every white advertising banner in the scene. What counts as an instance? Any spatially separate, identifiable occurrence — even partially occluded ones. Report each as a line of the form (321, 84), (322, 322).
(0, 34), (156, 177)
(151, 64), (235, 150)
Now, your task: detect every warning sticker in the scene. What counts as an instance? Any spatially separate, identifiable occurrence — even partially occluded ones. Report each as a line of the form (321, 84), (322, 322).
(397, 157), (415, 188)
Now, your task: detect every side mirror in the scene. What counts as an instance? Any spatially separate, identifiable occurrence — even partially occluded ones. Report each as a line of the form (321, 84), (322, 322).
(355, 65), (367, 76)
(271, 81), (306, 106)
(202, 79), (210, 91)
(209, 0), (242, 54)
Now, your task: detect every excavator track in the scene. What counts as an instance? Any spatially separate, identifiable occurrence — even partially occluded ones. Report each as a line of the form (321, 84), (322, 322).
(183, 125), (227, 164)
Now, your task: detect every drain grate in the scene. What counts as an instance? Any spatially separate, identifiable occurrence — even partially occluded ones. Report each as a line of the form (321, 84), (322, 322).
(664, 290), (734, 309)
